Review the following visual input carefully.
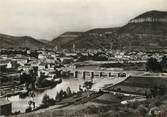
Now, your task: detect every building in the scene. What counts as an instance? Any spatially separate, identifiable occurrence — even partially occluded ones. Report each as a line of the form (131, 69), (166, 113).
(0, 98), (12, 115)
(59, 57), (74, 64)
(6, 61), (18, 69)
(38, 54), (46, 60)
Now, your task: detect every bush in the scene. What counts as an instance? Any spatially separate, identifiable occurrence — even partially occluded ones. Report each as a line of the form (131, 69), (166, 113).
(136, 105), (148, 116)
(66, 87), (72, 96)
(42, 94), (55, 107)
(146, 57), (162, 72)
(115, 93), (124, 100)
(126, 101), (140, 109)
(55, 88), (74, 102)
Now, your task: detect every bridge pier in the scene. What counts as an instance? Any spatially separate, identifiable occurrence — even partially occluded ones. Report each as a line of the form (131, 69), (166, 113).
(91, 72), (94, 78)
(91, 72), (94, 80)
(71, 69), (124, 79)
(109, 72), (111, 77)
(74, 71), (78, 78)
(100, 72), (103, 77)
(83, 71), (86, 80)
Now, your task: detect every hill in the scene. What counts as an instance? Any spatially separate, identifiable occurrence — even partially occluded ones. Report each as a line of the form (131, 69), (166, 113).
(117, 10), (167, 50)
(0, 34), (50, 49)
(39, 39), (50, 44)
(120, 10), (167, 34)
(2, 10), (166, 50)
(50, 32), (83, 48)
(50, 10), (167, 50)
(55, 28), (119, 49)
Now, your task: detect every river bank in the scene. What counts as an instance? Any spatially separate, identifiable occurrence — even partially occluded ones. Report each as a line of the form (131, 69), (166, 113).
(8, 75), (127, 113)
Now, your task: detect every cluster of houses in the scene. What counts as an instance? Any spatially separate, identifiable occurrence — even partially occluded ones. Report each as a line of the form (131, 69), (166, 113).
(0, 50), (73, 77)
(0, 49), (166, 76)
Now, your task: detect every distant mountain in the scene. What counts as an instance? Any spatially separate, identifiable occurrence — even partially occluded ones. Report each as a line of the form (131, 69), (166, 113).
(64, 28), (119, 49)
(86, 28), (119, 33)
(50, 32), (83, 48)
(0, 34), (50, 49)
(1, 10), (166, 50)
(50, 28), (119, 49)
(39, 39), (50, 44)
(131, 10), (167, 20)
(117, 10), (167, 50)
(50, 10), (167, 50)
(119, 10), (167, 34)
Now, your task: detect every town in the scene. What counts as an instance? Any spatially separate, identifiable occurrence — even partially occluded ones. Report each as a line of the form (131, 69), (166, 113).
(1, 47), (167, 117)
(0, 0), (167, 116)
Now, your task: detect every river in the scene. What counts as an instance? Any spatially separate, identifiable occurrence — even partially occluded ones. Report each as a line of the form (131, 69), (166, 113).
(8, 78), (84, 113)
(8, 66), (140, 113)
(8, 75), (129, 113)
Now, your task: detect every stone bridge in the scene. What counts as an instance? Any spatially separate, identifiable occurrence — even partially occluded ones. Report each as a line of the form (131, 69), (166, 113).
(68, 68), (127, 80)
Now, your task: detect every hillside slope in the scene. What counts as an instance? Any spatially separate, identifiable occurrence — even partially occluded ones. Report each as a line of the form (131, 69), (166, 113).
(0, 34), (50, 49)
(50, 10), (167, 50)
(117, 10), (167, 50)
(120, 10), (167, 34)
(51, 32), (83, 48)
(57, 28), (119, 49)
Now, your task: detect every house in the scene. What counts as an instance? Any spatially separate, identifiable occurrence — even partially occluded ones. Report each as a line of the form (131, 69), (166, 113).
(6, 62), (12, 68)
(38, 54), (46, 60)
(0, 98), (12, 115)
(59, 57), (74, 64)
(65, 53), (77, 57)
(68, 64), (77, 69)
(46, 58), (55, 64)
(13, 57), (28, 66)
(38, 63), (47, 70)
(6, 61), (18, 69)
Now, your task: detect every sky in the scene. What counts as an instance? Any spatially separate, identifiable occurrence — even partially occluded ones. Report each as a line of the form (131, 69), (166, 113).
(0, 0), (167, 40)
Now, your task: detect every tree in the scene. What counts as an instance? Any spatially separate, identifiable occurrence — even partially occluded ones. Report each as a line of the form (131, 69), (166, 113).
(146, 57), (162, 72)
(55, 92), (61, 102)
(160, 56), (167, 70)
(42, 94), (50, 106)
(66, 87), (72, 96)
(42, 94), (55, 107)
(55, 89), (68, 102)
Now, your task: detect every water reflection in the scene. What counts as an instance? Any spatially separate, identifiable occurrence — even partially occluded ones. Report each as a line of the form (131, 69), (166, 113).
(9, 78), (83, 113)
(9, 76), (126, 113)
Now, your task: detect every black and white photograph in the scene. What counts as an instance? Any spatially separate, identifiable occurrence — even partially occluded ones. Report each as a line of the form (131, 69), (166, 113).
(0, 0), (167, 117)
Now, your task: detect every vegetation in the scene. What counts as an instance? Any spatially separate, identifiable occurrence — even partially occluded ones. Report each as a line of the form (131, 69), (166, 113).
(20, 70), (36, 90)
(55, 89), (67, 102)
(146, 57), (162, 72)
(147, 85), (166, 98)
(161, 56), (167, 71)
(55, 87), (73, 102)
(16, 95), (167, 117)
(35, 73), (62, 89)
(146, 56), (167, 72)
(38, 87), (74, 109)
(42, 94), (55, 107)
